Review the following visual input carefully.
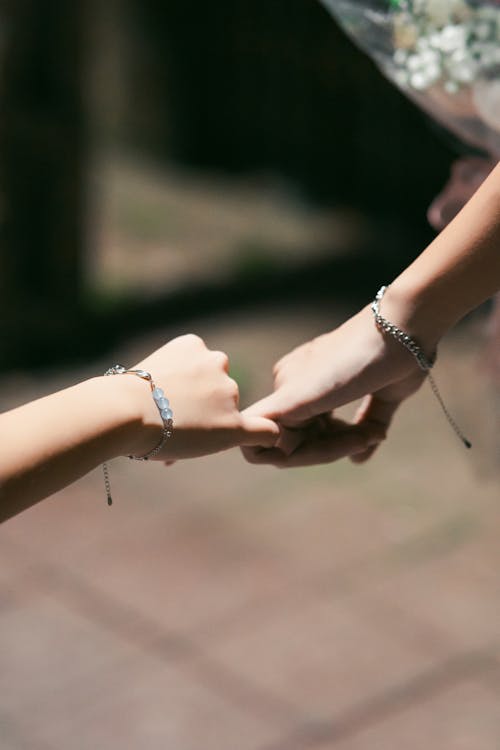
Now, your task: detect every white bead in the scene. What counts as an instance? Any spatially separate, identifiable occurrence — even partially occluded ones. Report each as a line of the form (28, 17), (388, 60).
(161, 408), (173, 421)
(157, 397), (170, 410)
(410, 71), (428, 90)
(421, 49), (439, 67)
(416, 37), (430, 53)
(429, 33), (442, 49)
(394, 49), (408, 66)
(450, 48), (467, 65)
(407, 54), (422, 72)
(426, 63), (441, 84)
(441, 25), (466, 50)
(153, 387), (164, 401)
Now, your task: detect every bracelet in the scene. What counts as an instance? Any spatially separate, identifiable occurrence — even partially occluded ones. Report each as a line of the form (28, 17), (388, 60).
(371, 286), (471, 449)
(102, 364), (174, 505)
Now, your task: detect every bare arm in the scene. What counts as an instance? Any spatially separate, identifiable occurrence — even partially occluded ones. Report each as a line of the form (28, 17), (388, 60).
(0, 335), (279, 522)
(243, 161), (500, 467)
(0, 375), (144, 519)
(383, 160), (500, 351)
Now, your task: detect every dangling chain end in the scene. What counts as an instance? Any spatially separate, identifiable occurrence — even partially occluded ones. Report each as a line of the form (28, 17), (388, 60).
(103, 461), (113, 507)
(373, 286), (472, 452)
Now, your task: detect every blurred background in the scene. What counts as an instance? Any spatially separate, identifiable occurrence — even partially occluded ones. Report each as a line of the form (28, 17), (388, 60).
(0, 0), (466, 365)
(0, 1), (499, 748)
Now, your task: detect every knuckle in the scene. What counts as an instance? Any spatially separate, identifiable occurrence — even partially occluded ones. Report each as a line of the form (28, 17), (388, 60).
(274, 370), (286, 388)
(225, 376), (240, 399)
(212, 350), (230, 371)
(182, 333), (206, 348)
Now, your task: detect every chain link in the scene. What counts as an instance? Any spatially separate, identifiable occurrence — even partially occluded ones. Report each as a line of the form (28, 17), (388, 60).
(102, 364), (174, 505)
(372, 286), (471, 449)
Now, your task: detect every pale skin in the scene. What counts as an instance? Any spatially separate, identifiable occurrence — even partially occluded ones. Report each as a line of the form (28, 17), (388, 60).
(2, 163), (499, 517)
(0, 333), (384, 523)
(0, 334), (286, 522)
(243, 160), (500, 467)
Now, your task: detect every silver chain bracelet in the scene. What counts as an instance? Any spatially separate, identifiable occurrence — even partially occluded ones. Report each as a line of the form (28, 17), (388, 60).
(102, 365), (174, 505)
(371, 286), (471, 449)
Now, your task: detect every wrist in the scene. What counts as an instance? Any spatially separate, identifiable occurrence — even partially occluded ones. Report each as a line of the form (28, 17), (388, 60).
(95, 375), (167, 459)
(380, 277), (452, 355)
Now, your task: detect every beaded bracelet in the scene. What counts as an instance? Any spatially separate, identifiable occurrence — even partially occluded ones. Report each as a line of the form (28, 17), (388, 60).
(371, 286), (471, 449)
(102, 365), (174, 505)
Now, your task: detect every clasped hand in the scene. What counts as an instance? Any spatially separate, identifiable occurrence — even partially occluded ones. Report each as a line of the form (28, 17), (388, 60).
(137, 304), (427, 468)
(241, 305), (426, 467)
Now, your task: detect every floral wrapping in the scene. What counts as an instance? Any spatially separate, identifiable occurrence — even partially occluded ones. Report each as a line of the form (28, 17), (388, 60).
(319, 0), (500, 156)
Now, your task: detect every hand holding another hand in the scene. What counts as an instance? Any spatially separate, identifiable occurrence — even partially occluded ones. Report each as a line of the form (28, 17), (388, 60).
(241, 305), (428, 468)
(128, 334), (280, 462)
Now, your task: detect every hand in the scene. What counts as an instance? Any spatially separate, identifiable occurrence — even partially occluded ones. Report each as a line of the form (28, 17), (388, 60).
(242, 305), (428, 467)
(125, 334), (280, 460)
(241, 412), (387, 468)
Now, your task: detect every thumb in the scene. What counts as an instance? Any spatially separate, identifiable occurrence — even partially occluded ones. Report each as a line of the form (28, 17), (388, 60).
(237, 414), (281, 448)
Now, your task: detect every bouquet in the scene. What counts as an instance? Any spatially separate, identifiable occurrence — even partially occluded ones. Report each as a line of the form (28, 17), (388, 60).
(319, 0), (500, 156)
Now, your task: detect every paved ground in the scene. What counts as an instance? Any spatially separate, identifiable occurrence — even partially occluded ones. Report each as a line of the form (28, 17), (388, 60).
(0, 305), (499, 750)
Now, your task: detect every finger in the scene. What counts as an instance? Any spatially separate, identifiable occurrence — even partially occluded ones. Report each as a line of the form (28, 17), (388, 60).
(241, 445), (289, 466)
(349, 393), (401, 464)
(243, 413), (346, 460)
(350, 445), (378, 464)
(242, 425), (380, 468)
(355, 393), (401, 434)
(211, 350), (230, 374)
(275, 425), (304, 456)
(242, 390), (292, 420)
(243, 389), (320, 426)
(327, 412), (387, 444)
(238, 415), (281, 448)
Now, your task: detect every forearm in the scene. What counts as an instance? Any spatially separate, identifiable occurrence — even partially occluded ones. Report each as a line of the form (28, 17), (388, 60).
(0, 334), (280, 522)
(0, 376), (147, 521)
(385, 161), (500, 350)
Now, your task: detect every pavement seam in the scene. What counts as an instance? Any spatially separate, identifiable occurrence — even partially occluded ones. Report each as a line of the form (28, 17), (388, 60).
(185, 510), (482, 646)
(12, 558), (307, 729)
(254, 646), (500, 750)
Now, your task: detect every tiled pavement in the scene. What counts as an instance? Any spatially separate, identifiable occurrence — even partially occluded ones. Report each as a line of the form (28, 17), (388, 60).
(0, 307), (499, 750)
